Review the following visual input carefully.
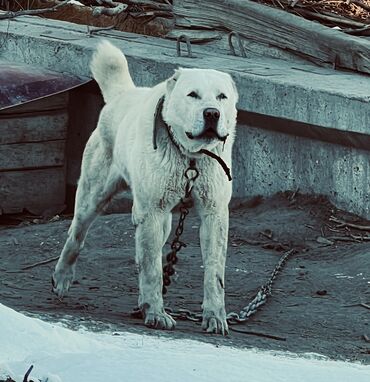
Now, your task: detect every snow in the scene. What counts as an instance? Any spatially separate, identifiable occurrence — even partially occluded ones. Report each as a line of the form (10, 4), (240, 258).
(0, 303), (369, 382)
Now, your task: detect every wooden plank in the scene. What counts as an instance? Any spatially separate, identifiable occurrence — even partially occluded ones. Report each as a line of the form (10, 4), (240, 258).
(173, 0), (370, 74)
(0, 167), (65, 214)
(0, 140), (65, 170)
(0, 92), (68, 114)
(0, 111), (68, 144)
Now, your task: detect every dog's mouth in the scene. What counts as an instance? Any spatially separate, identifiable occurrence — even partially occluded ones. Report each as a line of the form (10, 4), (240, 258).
(186, 130), (228, 142)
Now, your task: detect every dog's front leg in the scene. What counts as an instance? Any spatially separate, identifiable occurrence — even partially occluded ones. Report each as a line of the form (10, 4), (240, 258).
(199, 205), (229, 335)
(135, 209), (176, 330)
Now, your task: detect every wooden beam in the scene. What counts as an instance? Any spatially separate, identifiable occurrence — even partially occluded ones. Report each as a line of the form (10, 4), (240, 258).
(0, 111), (68, 144)
(173, 0), (370, 74)
(0, 167), (66, 214)
(0, 93), (68, 114)
(0, 140), (65, 170)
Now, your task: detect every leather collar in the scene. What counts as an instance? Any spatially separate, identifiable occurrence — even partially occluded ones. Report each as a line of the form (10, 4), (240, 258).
(153, 96), (181, 152)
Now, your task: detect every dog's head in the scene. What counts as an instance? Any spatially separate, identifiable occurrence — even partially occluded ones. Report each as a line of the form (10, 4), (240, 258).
(162, 68), (238, 154)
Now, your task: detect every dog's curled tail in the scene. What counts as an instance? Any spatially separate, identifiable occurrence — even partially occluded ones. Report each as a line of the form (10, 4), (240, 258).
(90, 40), (135, 103)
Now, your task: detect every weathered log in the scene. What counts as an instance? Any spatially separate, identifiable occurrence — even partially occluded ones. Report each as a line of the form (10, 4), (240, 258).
(173, 0), (370, 74)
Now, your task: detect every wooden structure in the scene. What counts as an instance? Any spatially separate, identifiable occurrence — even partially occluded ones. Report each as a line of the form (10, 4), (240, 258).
(0, 94), (68, 214)
(0, 62), (88, 215)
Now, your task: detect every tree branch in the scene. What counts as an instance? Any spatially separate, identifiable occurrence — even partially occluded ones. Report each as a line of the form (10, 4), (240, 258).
(0, 0), (70, 20)
(76, 0), (171, 11)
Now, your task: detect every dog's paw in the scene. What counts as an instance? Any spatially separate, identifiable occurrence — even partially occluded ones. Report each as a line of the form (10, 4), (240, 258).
(144, 310), (176, 330)
(202, 309), (229, 335)
(51, 264), (75, 298)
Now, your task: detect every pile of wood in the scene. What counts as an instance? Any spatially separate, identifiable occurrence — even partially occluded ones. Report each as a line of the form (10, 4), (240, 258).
(173, 0), (370, 74)
(261, 0), (370, 35)
(2, 1), (369, 37)
(0, 0), (173, 36)
(1, 1), (369, 72)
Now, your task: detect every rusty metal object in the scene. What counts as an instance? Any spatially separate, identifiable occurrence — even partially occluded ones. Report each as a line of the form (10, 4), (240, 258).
(0, 61), (90, 111)
(228, 31), (246, 58)
(176, 34), (195, 58)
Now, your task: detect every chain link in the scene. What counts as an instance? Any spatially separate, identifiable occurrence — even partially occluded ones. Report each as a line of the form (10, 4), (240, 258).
(226, 248), (296, 324)
(162, 159), (199, 295)
(165, 249), (296, 324)
(165, 308), (203, 322)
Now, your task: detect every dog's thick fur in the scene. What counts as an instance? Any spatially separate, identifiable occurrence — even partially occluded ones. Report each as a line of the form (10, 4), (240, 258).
(52, 41), (238, 334)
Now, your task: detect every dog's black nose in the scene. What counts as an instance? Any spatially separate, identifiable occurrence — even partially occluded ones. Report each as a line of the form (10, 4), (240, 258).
(203, 108), (220, 122)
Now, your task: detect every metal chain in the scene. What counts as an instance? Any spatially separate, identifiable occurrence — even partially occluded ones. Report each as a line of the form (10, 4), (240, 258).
(226, 248), (296, 324)
(162, 159), (199, 295)
(165, 249), (296, 324)
(165, 308), (203, 322)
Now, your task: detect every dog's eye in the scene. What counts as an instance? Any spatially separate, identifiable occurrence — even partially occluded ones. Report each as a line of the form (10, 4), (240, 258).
(187, 91), (200, 99)
(217, 93), (227, 100)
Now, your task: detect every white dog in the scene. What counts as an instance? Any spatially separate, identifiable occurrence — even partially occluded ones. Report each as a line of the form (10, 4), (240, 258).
(52, 41), (238, 335)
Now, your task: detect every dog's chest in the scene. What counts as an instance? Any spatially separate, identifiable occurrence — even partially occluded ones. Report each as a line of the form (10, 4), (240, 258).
(158, 161), (188, 208)
(158, 157), (225, 210)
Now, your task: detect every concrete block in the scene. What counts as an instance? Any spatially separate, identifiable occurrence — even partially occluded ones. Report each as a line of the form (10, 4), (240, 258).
(233, 124), (370, 218)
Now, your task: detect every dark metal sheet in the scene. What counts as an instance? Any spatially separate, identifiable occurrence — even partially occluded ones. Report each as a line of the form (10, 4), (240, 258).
(0, 61), (91, 111)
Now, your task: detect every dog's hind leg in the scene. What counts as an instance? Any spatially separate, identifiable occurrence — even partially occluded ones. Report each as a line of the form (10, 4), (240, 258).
(52, 131), (122, 298)
(133, 207), (176, 330)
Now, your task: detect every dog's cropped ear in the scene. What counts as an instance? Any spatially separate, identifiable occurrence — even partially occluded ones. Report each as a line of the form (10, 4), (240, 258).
(166, 68), (182, 93)
(228, 74), (239, 103)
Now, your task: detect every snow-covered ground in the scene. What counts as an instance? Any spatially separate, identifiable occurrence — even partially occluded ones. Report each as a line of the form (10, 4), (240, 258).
(0, 303), (368, 382)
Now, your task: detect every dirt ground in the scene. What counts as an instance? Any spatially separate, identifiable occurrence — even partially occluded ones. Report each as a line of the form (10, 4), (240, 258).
(0, 193), (369, 363)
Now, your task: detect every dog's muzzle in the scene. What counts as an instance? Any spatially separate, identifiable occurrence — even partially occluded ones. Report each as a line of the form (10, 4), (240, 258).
(186, 108), (228, 141)
(203, 108), (220, 138)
